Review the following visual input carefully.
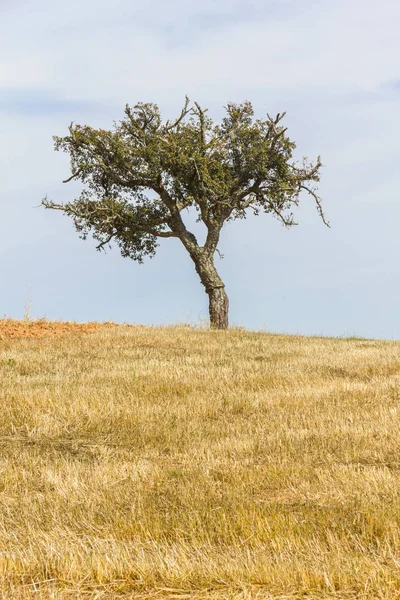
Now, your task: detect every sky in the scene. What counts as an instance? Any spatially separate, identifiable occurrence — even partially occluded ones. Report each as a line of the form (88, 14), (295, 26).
(0, 0), (399, 338)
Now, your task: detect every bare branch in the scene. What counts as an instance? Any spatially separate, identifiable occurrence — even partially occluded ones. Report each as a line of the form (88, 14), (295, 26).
(267, 203), (297, 227)
(96, 233), (115, 251)
(164, 96), (191, 131)
(299, 184), (330, 227)
(266, 112), (286, 137)
(292, 156), (322, 180)
(62, 169), (82, 183)
(42, 198), (65, 211)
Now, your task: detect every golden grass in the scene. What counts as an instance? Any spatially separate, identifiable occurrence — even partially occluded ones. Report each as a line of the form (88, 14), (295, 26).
(0, 321), (400, 599)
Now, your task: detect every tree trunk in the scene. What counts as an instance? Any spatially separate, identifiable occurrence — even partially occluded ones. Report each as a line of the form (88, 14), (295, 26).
(207, 285), (229, 330)
(190, 252), (229, 330)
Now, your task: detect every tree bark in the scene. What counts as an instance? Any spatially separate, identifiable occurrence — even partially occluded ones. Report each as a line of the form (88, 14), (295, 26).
(189, 252), (229, 330)
(207, 285), (229, 330)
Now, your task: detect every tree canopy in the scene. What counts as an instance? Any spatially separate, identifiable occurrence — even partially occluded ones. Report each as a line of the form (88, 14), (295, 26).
(43, 98), (327, 328)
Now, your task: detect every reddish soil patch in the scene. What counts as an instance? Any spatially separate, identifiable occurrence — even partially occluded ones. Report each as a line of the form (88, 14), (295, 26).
(0, 319), (117, 340)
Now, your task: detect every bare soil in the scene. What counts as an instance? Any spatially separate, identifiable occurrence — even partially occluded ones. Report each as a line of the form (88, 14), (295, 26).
(0, 319), (118, 340)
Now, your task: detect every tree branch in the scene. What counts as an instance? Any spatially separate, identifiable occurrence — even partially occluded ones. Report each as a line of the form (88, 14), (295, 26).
(238, 178), (263, 208)
(62, 169), (82, 183)
(153, 230), (179, 238)
(204, 223), (222, 255)
(189, 158), (213, 228)
(41, 198), (179, 239)
(267, 203), (296, 227)
(96, 233), (115, 250)
(193, 102), (208, 149)
(299, 184), (330, 227)
(164, 96), (191, 131)
(152, 176), (199, 251)
(292, 156), (322, 180)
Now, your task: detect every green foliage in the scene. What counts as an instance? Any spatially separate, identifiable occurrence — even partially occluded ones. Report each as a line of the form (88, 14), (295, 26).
(43, 97), (326, 262)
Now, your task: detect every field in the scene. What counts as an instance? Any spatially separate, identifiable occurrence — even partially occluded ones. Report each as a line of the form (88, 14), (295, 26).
(0, 319), (400, 599)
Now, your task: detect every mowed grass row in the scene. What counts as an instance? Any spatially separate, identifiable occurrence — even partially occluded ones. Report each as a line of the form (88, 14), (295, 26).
(0, 324), (400, 599)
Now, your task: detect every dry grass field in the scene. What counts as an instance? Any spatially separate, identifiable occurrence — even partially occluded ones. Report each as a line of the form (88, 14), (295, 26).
(0, 319), (400, 599)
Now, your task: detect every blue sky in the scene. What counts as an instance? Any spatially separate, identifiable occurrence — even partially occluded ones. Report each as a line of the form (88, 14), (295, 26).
(1, 0), (399, 338)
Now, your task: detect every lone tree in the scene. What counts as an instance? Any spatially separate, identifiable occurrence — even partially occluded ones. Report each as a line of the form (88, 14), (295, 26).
(43, 98), (327, 329)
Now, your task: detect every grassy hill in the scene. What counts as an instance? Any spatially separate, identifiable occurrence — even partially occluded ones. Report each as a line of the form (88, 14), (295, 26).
(1, 320), (400, 599)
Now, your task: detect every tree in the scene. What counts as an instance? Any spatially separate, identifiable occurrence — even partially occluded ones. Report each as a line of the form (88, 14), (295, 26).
(42, 98), (327, 329)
